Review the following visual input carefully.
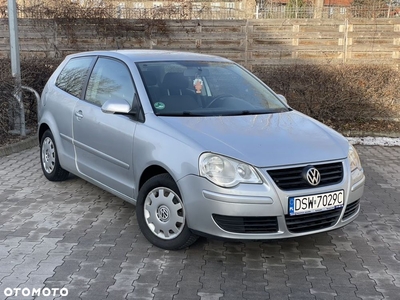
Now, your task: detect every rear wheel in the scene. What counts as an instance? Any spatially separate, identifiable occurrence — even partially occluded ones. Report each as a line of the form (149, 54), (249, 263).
(40, 130), (69, 181)
(136, 174), (198, 250)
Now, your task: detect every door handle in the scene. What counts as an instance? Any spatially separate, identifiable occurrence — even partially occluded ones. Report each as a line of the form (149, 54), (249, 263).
(75, 110), (83, 120)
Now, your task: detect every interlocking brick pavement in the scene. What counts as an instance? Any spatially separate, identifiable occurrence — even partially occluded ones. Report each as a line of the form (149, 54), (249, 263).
(0, 145), (399, 299)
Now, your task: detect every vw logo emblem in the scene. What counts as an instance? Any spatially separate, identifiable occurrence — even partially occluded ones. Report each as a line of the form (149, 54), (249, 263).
(303, 166), (321, 186)
(157, 205), (170, 222)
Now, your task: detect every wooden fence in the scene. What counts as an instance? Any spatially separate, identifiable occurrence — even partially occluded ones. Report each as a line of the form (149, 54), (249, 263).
(0, 18), (399, 69)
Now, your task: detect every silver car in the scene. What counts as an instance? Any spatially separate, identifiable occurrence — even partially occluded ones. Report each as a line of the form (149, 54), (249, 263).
(38, 50), (365, 250)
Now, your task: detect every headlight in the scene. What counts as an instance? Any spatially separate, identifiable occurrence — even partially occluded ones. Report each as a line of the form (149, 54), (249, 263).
(348, 144), (362, 172)
(199, 153), (262, 187)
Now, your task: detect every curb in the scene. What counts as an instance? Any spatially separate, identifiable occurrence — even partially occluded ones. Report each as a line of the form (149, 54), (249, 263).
(0, 136), (38, 158)
(341, 131), (400, 138)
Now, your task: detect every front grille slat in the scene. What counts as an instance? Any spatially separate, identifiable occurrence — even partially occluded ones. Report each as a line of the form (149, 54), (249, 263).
(279, 176), (302, 182)
(343, 200), (360, 220)
(285, 208), (342, 233)
(212, 200), (357, 235)
(278, 182), (304, 189)
(268, 162), (343, 191)
(324, 175), (342, 181)
(213, 215), (278, 234)
(287, 218), (338, 229)
(286, 211), (338, 226)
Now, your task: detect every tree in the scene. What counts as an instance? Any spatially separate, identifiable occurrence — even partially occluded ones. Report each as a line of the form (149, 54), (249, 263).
(351, 0), (393, 17)
(352, 0), (387, 6)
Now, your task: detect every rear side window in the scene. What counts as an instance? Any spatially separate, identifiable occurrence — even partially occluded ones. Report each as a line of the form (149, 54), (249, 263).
(55, 57), (93, 98)
(85, 57), (135, 106)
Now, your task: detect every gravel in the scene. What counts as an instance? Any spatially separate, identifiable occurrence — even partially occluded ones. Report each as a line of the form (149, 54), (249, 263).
(348, 136), (400, 147)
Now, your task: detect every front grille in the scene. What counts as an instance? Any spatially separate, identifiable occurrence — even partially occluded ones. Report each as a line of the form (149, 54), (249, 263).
(213, 214), (278, 234)
(342, 199), (360, 220)
(267, 162), (343, 191)
(285, 208), (342, 233)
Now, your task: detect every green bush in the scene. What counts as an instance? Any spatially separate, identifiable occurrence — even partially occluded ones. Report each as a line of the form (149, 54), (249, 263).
(253, 64), (400, 124)
(0, 58), (61, 139)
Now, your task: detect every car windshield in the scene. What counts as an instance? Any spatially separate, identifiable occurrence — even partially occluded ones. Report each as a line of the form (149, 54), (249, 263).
(137, 61), (289, 117)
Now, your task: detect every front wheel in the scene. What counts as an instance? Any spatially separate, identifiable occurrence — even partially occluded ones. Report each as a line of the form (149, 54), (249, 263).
(136, 174), (198, 250)
(40, 129), (69, 181)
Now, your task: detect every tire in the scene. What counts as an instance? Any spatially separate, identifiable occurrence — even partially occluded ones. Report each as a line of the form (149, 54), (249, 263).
(136, 174), (198, 250)
(40, 130), (69, 181)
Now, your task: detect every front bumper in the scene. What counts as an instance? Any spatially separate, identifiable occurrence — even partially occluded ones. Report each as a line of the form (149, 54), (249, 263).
(177, 162), (365, 240)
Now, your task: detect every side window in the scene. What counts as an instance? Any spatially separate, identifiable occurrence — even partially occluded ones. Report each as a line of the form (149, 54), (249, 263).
(55, 57), (93, 98)
(85, 58), (135, 107)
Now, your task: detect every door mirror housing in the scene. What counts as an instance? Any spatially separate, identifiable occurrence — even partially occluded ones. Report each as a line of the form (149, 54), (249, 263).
(277, 94), (288, 104)
(101, 99), (131, 114)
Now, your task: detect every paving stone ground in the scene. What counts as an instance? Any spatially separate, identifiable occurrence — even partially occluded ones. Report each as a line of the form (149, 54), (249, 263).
(0, 145), (399, 300)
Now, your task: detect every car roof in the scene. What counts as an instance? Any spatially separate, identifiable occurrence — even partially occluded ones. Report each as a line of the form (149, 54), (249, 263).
(66, 50), (232, 63)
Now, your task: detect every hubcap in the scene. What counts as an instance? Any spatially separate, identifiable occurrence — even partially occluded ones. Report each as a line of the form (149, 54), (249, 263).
(42, 137), (55, 174)
(144, 187), (185, 240)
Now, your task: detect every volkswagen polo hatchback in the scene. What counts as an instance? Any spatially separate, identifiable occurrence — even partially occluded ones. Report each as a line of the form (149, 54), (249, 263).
(38, 50), (365, 250)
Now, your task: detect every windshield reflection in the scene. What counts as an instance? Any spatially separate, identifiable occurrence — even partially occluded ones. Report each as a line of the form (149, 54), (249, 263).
(137, 61), (289, 116)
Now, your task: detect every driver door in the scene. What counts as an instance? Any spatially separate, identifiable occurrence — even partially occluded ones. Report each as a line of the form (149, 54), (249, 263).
(73, 57), (137, 197)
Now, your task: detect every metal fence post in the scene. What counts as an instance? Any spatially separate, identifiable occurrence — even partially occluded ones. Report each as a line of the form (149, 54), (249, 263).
(7, 0), (24, 136)
(12, 88), (26, 136)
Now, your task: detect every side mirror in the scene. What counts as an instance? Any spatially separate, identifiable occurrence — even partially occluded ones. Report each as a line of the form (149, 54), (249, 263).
(101, 99), (131, 114)
(277, 94), (288, 104)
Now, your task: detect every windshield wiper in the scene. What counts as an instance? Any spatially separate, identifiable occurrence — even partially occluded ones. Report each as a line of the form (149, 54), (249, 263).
(156, 111), (205, 117)
(219, 110), (268, 116)
(156, 109), (290, 117)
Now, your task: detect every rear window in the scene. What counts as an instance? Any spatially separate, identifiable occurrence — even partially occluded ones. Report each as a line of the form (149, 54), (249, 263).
(55, 57), (93, 98)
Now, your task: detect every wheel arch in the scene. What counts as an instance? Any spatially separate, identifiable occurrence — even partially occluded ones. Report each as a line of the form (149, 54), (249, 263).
(139, 165), (171, 191)
(38, 123), (50, 144)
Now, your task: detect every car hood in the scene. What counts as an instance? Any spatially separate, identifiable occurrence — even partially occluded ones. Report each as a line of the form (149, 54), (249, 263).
(159, 111), (349, 168)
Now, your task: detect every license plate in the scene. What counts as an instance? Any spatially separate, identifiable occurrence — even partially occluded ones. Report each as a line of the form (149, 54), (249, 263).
(288, 190), (344, 216)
